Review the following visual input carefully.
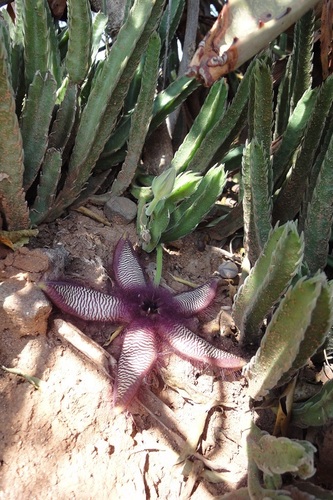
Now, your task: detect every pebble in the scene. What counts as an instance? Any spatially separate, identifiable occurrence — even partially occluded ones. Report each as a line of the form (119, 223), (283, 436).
(0, 280), (52, 336)
(104, 196), (137, 224)
(218, 261), (239, 279)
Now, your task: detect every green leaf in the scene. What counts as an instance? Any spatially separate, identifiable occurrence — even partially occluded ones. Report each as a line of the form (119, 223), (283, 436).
(186, 57), (256, 174)
(251, 434), (316, 480)
(65, 0), (92, 84)
(273, 74), (333, 223)
(48, 0), (165, 219)
(303, 130), (333, 272)
(278, 277), (333, 386)
(12, 0), (24, 46)
(241, 141), (261, 264)
(146, 167), (176, 217)
(22, 0), (51, 86)
(170, 78), (228, 174)
(248, 59), (272, 161)
(91, 12), (108, 63)
(161, 165), (226, 243)
(242, 140), (272, 264)
(45, 0), (62, 88)
(0, 37), (29, 230)
(1, 365), (43, 390)
(29, 148), (62, 226)
(111, 32), (161, 197)
(69, 0), (159, 169)
(159, 0), (185, 49)
(274, 56), (292, 138)
(233, 222), (304, 346)
(292, 379), (333, 428)
(244, 274), (323, 400)
(141, 202), (171, 252)
(166, 171), (201, 205)
(21, 71), (57, 190)
(289, 9), (314, 110)
(48, 82), (78, 152)
(150, 75), (199, 132)
(273, 87), (318, 185)
(0, 15), (11, 77)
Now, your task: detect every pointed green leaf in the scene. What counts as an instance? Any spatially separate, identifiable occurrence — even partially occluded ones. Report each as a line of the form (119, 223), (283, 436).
(45, 1), (62, 88)
(0, 37), (29, 230)
(233, 222), (304, 346)
(274, 55), (292, 138)
(48, 0), (165, 220)
(48, 82), (78, 151)
(273, 87), (318, 185)
(161, 165), (226, 243)
(241, 140), (261, 264)
(186, 57), (256, 174)
(166, 171), (201, 205)
(244, 275), (324, 400)
(66, 0), (92, 84)
(170, 78), (228, 174)
(289, 9), (314, 110)
(111, 32), (161, 198)
(242, 139), (272, 264)
(251, 434), (316, 479)
(303, 130), (333, 273)
(273, 74), (333, 223)
(159, 0), (185, 49)
(150, 75), (199, 132)
(292, 379), (333, 428)
(248, 59), (272, 161)
(22, 0), (51, 86)
(91, 12), (108, 63)
(30, 148), (62, 226)
(21, 71), (57, 189)
(278, 277), (333, 386)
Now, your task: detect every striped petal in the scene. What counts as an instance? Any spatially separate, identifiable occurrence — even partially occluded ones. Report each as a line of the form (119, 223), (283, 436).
(112, 237), (147, 290)
(173, 279), (218, 316)
(114, 320), (158, 413)
(158, 320), (245, 371)
(39, 281), (130, 322)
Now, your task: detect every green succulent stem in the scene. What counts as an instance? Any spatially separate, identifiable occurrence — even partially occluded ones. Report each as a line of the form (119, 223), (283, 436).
(154, 244), (163, 286)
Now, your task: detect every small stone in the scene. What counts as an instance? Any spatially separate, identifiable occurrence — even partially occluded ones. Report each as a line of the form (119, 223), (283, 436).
(0, 280), (52, 336)
(218, 261), (239, 279)
(104, 196), (137, 224)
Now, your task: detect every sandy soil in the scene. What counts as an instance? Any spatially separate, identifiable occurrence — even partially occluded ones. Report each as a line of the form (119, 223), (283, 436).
(0, 208), (253, 499)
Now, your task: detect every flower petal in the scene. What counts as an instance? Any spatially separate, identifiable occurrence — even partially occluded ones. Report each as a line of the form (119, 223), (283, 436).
(40, 281), (130, 322)
(158, 320), (245, 371)
(173, 279), (218, 316)
(114, 320), (158, 413)
(112, 237), (147, 290)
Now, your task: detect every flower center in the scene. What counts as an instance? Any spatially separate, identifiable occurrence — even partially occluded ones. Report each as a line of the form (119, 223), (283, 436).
(141, 298), (159, 315)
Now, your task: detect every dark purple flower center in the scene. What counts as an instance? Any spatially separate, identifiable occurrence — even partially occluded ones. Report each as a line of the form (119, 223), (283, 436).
(140, 297), (159, 315)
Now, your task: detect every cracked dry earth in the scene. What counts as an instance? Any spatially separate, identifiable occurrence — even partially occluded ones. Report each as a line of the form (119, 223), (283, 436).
(0, 208), (252, 499)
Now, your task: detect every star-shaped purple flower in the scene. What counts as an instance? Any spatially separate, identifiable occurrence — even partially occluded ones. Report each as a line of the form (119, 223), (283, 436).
(40, 237), (245, 413)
